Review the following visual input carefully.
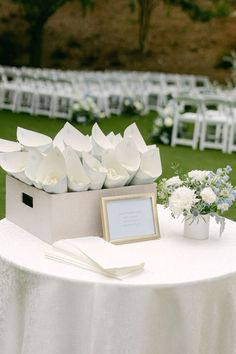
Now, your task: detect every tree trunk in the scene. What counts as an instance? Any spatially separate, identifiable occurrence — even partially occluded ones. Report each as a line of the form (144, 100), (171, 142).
(138, 0), (157, 54)
(29, 24), (44, 67)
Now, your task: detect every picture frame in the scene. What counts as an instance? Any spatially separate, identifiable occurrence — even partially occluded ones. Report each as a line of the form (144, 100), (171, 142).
(100, 192), (160, 244)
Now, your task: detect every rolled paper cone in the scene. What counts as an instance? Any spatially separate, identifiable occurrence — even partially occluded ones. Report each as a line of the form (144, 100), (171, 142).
(131, 147), (162, 185)
(0, 138), (21, 153)
(102, 150), (129, 188)
(53, 127), (65, 152)
(124, 123), (147, 154)
(107, 132), (123, 147)
(25, 150), (44, 185)
(63, 122), (92, 156)
(147, 144), (157, 151)
(82, 152), (107, 190)
(0, 151), (32, 184)
(43, 177), (67, 194)
(17, 127), (52, 153)
(115, 138), (140, 185)
(92, 123), (113, 159)
(64, 147), (90, 192)
(13, 171), (33, 185)
(36, 147), (67, 194)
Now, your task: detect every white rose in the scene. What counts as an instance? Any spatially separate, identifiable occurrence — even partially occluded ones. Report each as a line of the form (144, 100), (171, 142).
(163, 106), (174, 116)
(73, 102), (80, 111)
(169, 186), (196, 217)
(165, 176), (182, 187)
(200, 187), (216, 204)
(188, 170), (210, 181)
(155, 118), (163, 127)
(134, 101), (142, 110)
(164, 117), (173, 127)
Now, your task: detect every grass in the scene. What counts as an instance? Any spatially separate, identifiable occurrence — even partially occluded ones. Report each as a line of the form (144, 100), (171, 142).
(0, 110), (236, 221)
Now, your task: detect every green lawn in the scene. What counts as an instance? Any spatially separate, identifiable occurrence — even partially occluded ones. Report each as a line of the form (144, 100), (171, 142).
(0, 110), (236, 221)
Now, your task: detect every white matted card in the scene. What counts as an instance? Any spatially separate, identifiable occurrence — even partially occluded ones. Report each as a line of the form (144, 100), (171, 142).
(100, 193), (160, 244)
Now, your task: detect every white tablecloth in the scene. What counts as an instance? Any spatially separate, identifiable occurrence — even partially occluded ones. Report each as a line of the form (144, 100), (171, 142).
(0, 205), (236, 354)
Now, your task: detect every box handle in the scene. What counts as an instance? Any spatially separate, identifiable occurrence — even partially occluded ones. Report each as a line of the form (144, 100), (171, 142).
(22, 193), (33, 208)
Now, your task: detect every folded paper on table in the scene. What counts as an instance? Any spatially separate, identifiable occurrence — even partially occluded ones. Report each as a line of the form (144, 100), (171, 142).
(45, 237), (145, 279)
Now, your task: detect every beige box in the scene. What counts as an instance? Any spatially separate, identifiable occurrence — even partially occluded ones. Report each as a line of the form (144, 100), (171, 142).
(6, 175), (157, 244)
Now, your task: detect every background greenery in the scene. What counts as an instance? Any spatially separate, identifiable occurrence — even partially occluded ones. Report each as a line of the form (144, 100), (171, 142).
(0, 110), (236, 221)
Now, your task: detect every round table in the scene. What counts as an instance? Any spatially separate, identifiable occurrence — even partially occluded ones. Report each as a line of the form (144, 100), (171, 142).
(0, 205), (236, 354)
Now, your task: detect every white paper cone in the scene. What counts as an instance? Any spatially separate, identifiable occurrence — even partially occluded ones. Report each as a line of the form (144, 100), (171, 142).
(36, 148), (67, 193)
(0, 138), (21, 153)
(17, 127), (52, 152)
(24, 150), (44, 187)
(124, 123), (147, 153)
(107, 132), (123, 147)
(53, 127), (65, 152)
(63, 147), (90, 192)
(102, 150), (129, 188)
(115, 138), (140, 184)
(131, 147), (162, 185)
(82, 152), (107, 190)
(63, 122), (92, 156)
(147, 144), (157, 150)
(92, 123), (113, 159)
(0, 151), (32, 184)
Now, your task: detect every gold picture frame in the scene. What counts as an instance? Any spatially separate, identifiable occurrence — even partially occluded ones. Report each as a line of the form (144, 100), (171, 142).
(100, 192), (160, 244)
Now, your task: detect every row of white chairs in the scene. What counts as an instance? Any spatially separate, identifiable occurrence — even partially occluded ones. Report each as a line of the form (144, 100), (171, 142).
(171, 94), (236, 153)
(0, 66), (212, 116)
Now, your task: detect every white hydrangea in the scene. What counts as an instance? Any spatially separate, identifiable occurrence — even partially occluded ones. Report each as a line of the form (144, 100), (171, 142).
(200, 187), (216, 204)
(188, 170), (210, 181)
(164, 117), (173, 127)
(169, 186), (196, 217)
(165, 176), (182, 187)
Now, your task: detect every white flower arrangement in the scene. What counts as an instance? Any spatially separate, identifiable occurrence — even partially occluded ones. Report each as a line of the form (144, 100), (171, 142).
(158, 166), (236, 236)
(122, 97), (145, 116)
(72, 95), (106, 124)
(151, 102), (176, 145)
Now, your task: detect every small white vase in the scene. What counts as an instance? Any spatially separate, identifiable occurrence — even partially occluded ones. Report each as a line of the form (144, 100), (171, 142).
(183, 214), (210, 240)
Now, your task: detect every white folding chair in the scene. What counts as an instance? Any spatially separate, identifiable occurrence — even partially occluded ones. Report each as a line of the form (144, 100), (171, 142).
(0, 82), (18, 111)
(227, 97), (236, 153)
(171, 96), (203, 149)
(199, 97), (230, 153)
(52, 91), (73, 120)
(144, 75), (167, 111)
(15, 83), (36, 114)
(34, 88), (54, 117)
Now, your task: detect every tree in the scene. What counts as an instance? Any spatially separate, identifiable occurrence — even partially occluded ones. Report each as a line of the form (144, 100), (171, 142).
(13, 0), (93, 67)
(129, 0), (233, 54)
